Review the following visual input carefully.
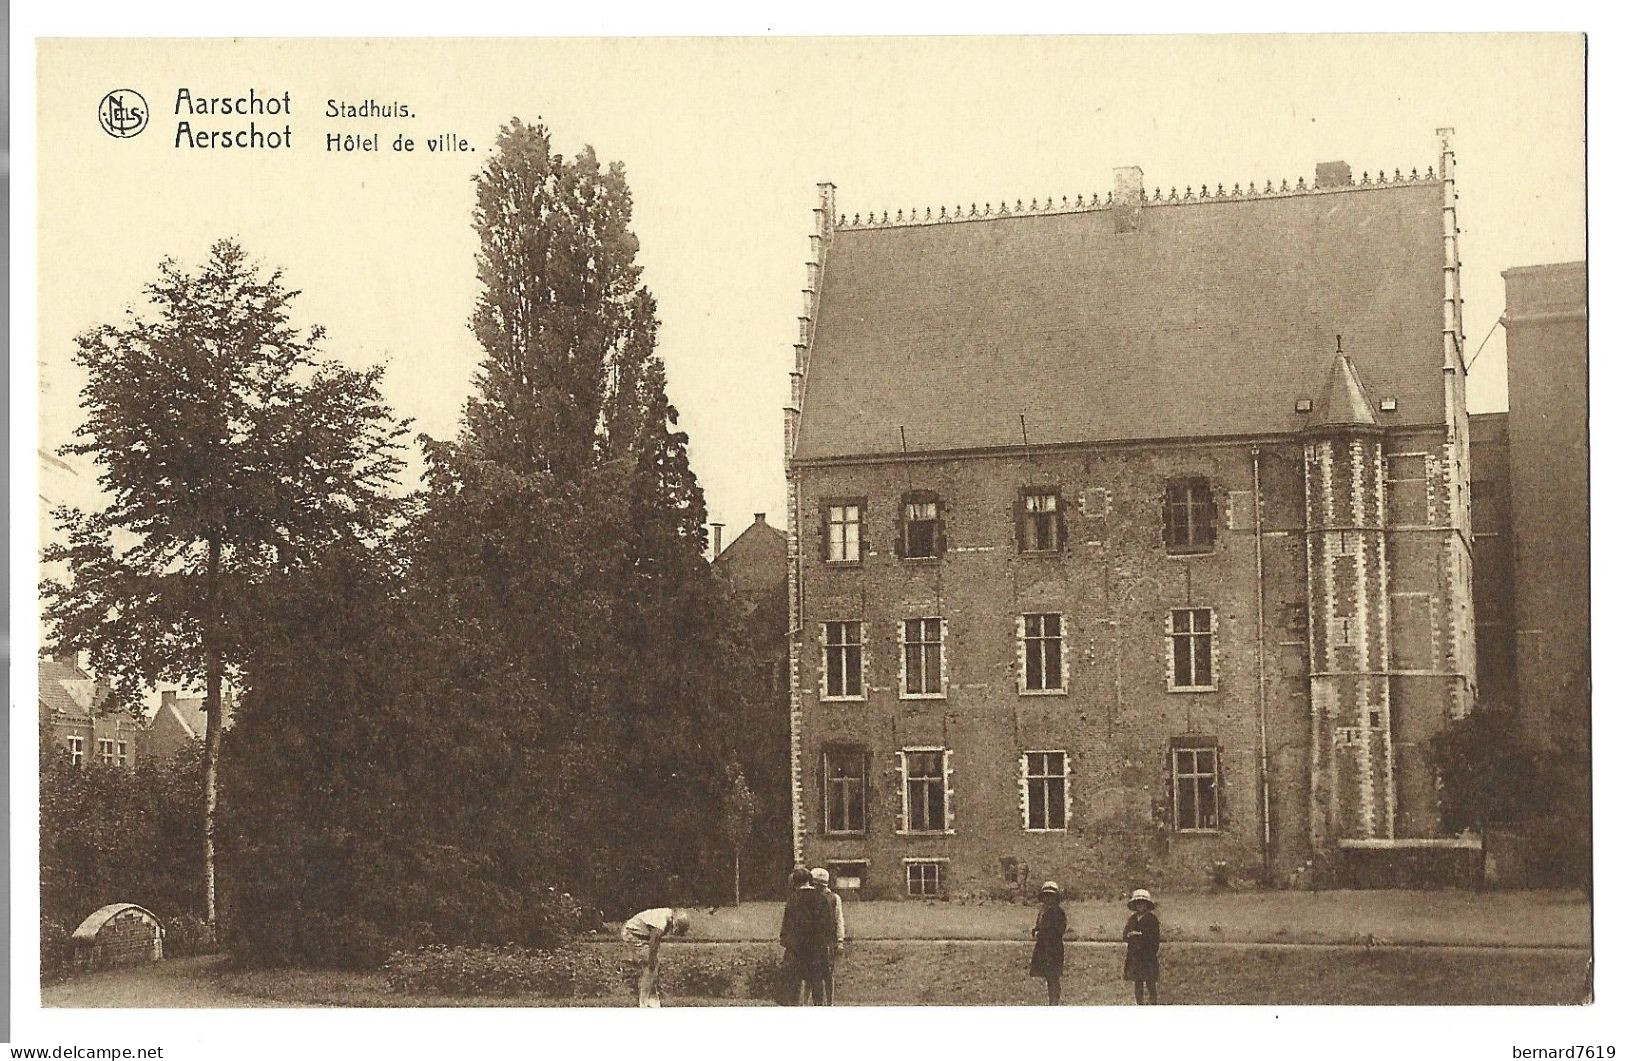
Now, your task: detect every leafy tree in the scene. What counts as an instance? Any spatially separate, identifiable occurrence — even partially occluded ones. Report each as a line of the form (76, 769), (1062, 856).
(41, 241), (408, 927)
(721, 762), (759, 907)
(39, 730), (206, 930)
(412, 118), (751, 915)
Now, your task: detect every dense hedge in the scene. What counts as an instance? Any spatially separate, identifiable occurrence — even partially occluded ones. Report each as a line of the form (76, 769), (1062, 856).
(384, 942), (782, 1001)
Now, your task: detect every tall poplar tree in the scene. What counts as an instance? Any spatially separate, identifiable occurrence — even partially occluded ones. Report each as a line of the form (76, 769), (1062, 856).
(42, 240), (408, 927)
(414, 119), (748, 910)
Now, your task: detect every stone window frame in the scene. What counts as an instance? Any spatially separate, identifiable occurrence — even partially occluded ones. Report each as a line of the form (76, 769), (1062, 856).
(897, 490), (946, 561)
(1170, 739), (1222, 833)
(822, 497), (866, 565)
(1016, 487), (1066, 554)
(820, 619), (866, 702)
(897, 746), (954, 835)
(1166, 607), (1218, 692)
(898, 616), (948, 700)
(827, 859), (870, 893)
(822, 743), (869, 837)
(1163, 476), (1219, 555)
(67, 735), (84, 767)
(1020, 749), (1071, 832)
(903, 857), (948, 898)
(1080, 486), (1111, 518)
(97, 737), (116, 765)
(1018, 612), (1069, 696)
(116, 740), (129, 767)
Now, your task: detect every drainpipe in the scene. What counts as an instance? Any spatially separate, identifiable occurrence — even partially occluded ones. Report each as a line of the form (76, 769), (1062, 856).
(1252, 446), (1273, 880)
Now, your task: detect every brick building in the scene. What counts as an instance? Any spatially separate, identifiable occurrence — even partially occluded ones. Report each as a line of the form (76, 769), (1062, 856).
(39, 654), (144, 768)
(783, 131), (1477, 897)
(712, 514), (794, 896)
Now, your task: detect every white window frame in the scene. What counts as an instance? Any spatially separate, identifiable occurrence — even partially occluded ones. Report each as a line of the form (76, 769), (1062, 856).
(899, 747), (951, 834)
(98, 738), (116, 765)
(1019, 613), (1067, 695)
(826, 502), (863, 563)
(1021, 750), (1070, 832)
(1172, 745), (1221, 832)
(67, 736), (84, 767)
(823, 746), (867, 836)
(903, 858), (948, 898)
(116, 740), (129, 767)
(899, 617), (947, 699)
(821, 620), (865, 701)
(1080, 487), (1110, 518)
(1168, 608), (1216, 692)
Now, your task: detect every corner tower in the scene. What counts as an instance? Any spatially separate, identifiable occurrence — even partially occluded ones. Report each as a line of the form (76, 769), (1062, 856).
(1304, 349), (1396, 852)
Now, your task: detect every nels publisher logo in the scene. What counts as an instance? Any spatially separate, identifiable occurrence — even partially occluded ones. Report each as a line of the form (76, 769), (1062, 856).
(98, 89), (148, 138)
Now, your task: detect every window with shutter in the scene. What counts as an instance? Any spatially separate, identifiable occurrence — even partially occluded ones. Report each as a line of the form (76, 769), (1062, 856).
(900, 492), (943, 559)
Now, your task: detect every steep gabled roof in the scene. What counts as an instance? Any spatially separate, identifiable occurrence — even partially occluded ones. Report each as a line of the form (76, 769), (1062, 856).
(794, 180), (1444, 462)
(38, 657), (113, 717)
(1306, 351), (1379, 431)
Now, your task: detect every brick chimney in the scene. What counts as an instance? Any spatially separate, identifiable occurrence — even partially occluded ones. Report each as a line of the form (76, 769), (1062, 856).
(1113, 166), (1144, 233)
(710, 523), (725, 561)
(754, 513), (766, 525)
(161, 690), (177, 708)
(1315, 161), (1353, 188)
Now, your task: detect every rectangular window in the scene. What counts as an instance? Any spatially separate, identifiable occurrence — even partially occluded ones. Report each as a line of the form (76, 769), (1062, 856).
(1173, 746), (1220, 831)
(1170, 608), (1214, 689)
(902, 617), (945, 697)
(901, 495), (942, 559)
(1024, 751), (1068, 831)
(903, 750), (947, 832)
(905, 860), (946, 898)
(98, 738), (115, 765)
(1165, 477), (1217, 553)
(116, 741), (128, 767)
(1022, 613), (1064, 692)
(823, 621), (864, 699)
(1081, 487), (1109, 518)
(828, 860), (868, 892)
(67, 736), (83, 767)
(823, 747), (867, 835)
(1019, 491), (1061, 552)
(825, 502), (863, 563)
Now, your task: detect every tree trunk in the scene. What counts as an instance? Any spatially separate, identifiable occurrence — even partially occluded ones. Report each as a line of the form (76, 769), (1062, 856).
(734, 847), (741, 908)
(203, 535), (223, 934)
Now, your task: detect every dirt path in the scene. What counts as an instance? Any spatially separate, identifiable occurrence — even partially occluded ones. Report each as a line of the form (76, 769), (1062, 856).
(42, 956), (292, 1008)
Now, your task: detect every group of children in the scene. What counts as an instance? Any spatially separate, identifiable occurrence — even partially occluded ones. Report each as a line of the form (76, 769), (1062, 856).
(1029, 884), (1162, 1006)
(620, 881), (1161, 1007)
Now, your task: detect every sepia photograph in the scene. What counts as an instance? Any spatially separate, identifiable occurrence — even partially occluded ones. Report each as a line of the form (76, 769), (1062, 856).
(8, 22), (1599, 1057)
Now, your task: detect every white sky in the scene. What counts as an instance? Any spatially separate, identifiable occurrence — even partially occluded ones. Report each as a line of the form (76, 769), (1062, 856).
(34, 35), (1585, 548)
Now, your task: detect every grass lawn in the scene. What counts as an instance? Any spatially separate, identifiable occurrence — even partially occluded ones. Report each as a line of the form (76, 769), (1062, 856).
(686, 889), (1590, 948)
(200, 941), (1590, 1007)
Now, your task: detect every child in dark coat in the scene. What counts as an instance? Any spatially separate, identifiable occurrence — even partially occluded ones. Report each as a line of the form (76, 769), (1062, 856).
(1027, 880), (1067, 1005)
(1122, 888), (1160, 1004)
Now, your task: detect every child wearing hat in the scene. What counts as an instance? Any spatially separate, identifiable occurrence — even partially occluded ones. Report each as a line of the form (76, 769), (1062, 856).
(1028, 881), (1068, 1005)
(1122, 888), (1160, 1004)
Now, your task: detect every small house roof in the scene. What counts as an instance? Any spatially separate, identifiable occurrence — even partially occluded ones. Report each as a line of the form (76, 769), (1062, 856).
(71, 903), (162, 942)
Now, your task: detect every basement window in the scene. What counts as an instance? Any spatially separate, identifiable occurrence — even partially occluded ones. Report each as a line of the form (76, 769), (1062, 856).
(905, 859), (947, 898)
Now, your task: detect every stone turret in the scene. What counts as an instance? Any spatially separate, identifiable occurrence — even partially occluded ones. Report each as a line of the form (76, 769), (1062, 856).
(1303, 349), (1396, 854)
